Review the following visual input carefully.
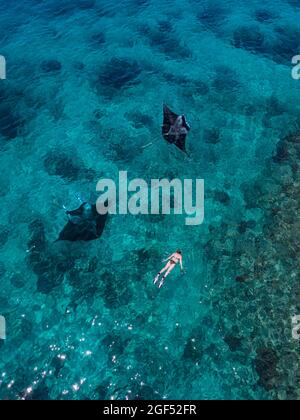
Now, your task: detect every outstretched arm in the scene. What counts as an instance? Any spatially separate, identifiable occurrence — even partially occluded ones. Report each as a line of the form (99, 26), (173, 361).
(162, 253), (174, 262)
(180, 257), (183, 271)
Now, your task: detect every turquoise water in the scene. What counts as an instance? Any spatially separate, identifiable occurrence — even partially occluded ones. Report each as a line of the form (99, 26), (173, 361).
(0, 0), (299, 400)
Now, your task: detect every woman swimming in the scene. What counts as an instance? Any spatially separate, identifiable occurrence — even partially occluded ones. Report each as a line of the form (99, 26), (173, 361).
(154, 250), (183, 288)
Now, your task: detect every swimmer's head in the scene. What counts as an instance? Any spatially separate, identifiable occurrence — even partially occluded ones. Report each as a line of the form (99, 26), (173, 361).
(176, 250), (182, 254)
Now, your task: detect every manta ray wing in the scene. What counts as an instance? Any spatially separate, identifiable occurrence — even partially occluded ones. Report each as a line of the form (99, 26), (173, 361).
(162, 104), (179, 142)
(162, 104), (189, 154)
(175, 133), (187, 153)
(57, 204), (107, 242)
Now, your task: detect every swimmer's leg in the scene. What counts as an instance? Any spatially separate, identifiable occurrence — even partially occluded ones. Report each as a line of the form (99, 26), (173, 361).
(158, 265), (175, 288)
(154, 263), (170, 284)
(153, 273), (160, 284)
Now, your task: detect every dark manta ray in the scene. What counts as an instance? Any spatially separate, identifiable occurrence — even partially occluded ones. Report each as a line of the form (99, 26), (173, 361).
(162, 104), (190, 154)
(56, 202), (108, 242)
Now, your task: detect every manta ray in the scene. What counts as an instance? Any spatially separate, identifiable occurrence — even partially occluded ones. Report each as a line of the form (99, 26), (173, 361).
(56, 202), (108, 242)
(162, 104), (190, 154)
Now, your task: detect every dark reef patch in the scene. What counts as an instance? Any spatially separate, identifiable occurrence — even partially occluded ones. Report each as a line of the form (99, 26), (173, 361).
(213, 190), (231, 205)
(235, 274), (249, 283)
(48, 1), (76, 17)
(254, 9), (276, 23)
(196, 3), (228, 31)
(27, 219), (47, 258)
(43, 150), (96, 182)
(0, 225), (9, 247)
(224, 331), (242, 352)
(271, 132), (300, 172)
(5, 368), (28, 396)
(272, 139), (289, 164)
(76, 0), (96, 10)
(0, 86), (25, 140)
(237, 220), (256, 234)
(44, 151), (80, 180)
(102, 332), (131, 358)
(96, 3), (116, 18)
(265, 95), (285, 118)
(125, 111), (154, 129)
(271, 26), (300, 64)
(48, 0), (95, 17)
(284, 133), (300, 144)
(96, 58), (142, 97)
(94, 384), (107, 399)
(50, 355), (66, 378)
(140, 22), (191, 60)
(157, 20), (173, 33)
(213, 66), (240, 92)
(242, 104), (257, 116)
(134, 0), (151, 7)
(153, 35), (191, 60)
(183, 328), (205, 363)
(285, 0), (300, 7)
(131, 247), (160, 270)
(232, 23), (300, 65)
(20, 317), (33, 337)
(27, 219), (76, 294)
(41, 60), (62, 73)
(0, 295), (9, 310)
(100, 270), (132, 309)
(194, 80), (210, 96)
(0, 261), (6, 278)
(255, 347), (279, 390)
(183, 337), (203, 363)
(73, 61), (85, 71)
(241, 181), (264, 209)
(104, 137), (143, 163)
(10, 274), (25, 289)
(36, 257), (72, 294)
(90, 32), (106, 46)
(232, 25), (265, 54)
(25, 383), (50, 400)
(68, 271), (103, 306)
(0, 105), (23, 140)
(162, 72), (190, 87)
(133, 385), (158, 400)
(204, 128), (220, 144)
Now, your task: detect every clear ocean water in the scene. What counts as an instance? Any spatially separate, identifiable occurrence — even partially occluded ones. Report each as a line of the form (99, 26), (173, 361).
(0, 0), (299, 400)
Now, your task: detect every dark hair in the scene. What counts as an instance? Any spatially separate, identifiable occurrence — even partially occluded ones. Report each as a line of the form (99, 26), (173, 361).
(176, 250), (182, 254)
